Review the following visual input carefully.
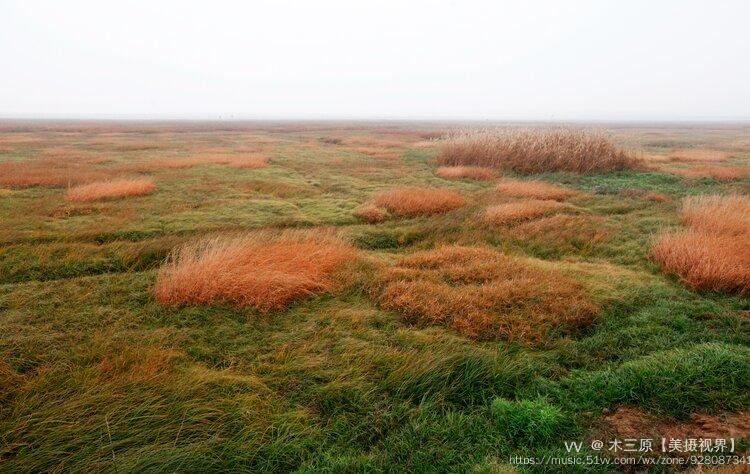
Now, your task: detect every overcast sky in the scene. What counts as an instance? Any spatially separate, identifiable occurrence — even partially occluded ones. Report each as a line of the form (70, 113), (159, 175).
(1, 0), (749, 121)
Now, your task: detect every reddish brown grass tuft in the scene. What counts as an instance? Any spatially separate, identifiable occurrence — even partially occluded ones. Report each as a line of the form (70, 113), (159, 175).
(155, 232), (357, 312)
(372, 187), (466, 217)
(353, 203), (386, 223)
(495, 178), (582, 201)
(436, 128), (639, 173)
(680, 195), (750, 237)
(373, 245), (598, 342)
(671, 165), (749, 181)
(668, 148), (730, 162)
(65, 178), (156, 202)
(511, 214), (610, 247)
(435, 166), (497, 181)
(649, 231), (750, 293)
(0, 160), (110, 188)
(482, 200), (568, 225)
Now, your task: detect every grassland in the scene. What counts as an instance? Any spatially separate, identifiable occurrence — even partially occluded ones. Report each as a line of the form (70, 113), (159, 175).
(0, 121), (748, 472)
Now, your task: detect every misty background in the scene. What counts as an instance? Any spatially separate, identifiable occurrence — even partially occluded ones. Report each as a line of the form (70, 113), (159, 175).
(1, 0), (748, 121)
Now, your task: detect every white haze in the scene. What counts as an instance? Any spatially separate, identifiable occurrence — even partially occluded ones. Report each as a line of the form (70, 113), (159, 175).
(1, 0), (749, 121)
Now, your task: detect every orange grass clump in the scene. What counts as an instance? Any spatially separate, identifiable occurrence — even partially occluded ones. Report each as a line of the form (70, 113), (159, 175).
(482, 200), (568, 225)
(668, 149), (730, 162)
(435, 166), (497, 181)
(353, 203), (386, 223)
(65, 178), (156, 202)
(495, 178), (582, 201)
(373, 245), (598, 342)
(0, 160), (110, 188)
(372, 187), (466, 217)
(155, 232), (357, 312)
(649, 231), (750, 293)
(680, 195), (750, 237)
(671, 165), (749, 181)
(436, 128), (639, 173)
(225, 155), (269, 169)
(649, 194), (750, 293)
(511, 214), (610, 247)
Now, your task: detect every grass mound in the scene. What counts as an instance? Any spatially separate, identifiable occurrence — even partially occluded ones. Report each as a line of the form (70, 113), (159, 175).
(495, 178), (582, 201)
(491, 397), (566, 445)
(155, 231), (357, 312)
(352, 203), (386, 223)
(65, 178), (156, 202)
(650, 231), (750, 293)
(435, 166), (497, 181)
(372, 187), (466, 217)
(482, 200), (568, 225)
(372, 245), (598, 342)
(436, 128), (639, 173)
(511, 214), (609, 248)
(650, 194), (750, 293)
(680, 194), (750, 236)
(0, 159), (110, 188)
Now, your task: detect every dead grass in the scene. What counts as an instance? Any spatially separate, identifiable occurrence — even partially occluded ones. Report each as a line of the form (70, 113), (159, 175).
(0, 160), (110, 188)
(511, 214), (610, 246)
(436, 128), (639, 173)
(671, 165), (749, 181)
(482, 200), (568, 225)
(680, 195), (750, 236)
(372, 187), (466, 217)
(435, 166), (497, 181)
(0, 189), (11, 197)
(65, 178), (156, 202)
(224, 155), (269, 169)
(649, 231), (750, 293)
(373, 245), (598, 342)
(668, 148), (730, 162)
(495, 178), (582, 201)
(353, 203), (386, 223)
(155, 231), (357, 312)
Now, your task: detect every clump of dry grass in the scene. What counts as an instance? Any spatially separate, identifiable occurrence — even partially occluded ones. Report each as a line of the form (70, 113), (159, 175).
(511, 214), (610, 246)
(0, 189), (11, 197)
(482, 200), (568, 225)
(680, 195), (750, 237)
(671, 165), (749, 181)
(436, 128), (639, 173)
(155, 232), (357, 312)
(650, 194), (750, 293)
(495, 178), (582, 201)
(373, 245), (598, 342)
(353, 203), (386, 223)
(372, 187), (466, 217)
(649, 231), (750, 293)
(224, 155), (269, 169)
(65, 178), (156, 202)
(0, 160), (110, 188)
(435, 166), (497, 181)
(668, 148), (729, 162)
(619, 189), (669, 202)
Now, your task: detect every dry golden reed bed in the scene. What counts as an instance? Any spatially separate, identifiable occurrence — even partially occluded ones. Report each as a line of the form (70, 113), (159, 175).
(436, 128), (639, 173)
(373, 245), (598, 343)
(65, 178), (156, 202)
(372, 187), (466, 217)
(650, 194), (750, 293)
(155, 232), (357, 313)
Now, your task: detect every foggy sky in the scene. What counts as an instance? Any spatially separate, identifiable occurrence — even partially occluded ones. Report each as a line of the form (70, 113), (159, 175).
(1, 0), (749, 121)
